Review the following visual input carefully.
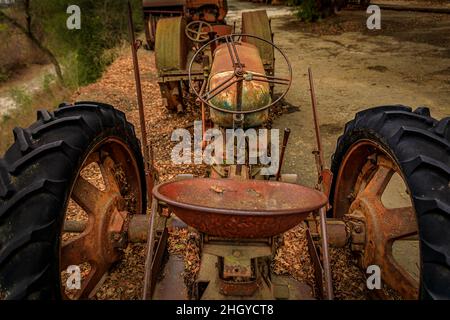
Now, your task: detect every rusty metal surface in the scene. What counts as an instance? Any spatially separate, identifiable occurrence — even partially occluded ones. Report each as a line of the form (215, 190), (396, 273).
(223, 258), (252, 278)
(158, 81), (184, 111)
(153, 178), (327, 238)
(61, 138), (144, 299)
(318, 207), (334, 300)
(64, 214), (150, 243)
(187, 0), (228, 22)
(143, 0), (228, 48)
(185, 20), (213, 42)
(306, 228), (323, 299)
(272, 275), (315, 300)
(153, 255), (189, 299)
(219, 279), (259, 296)
(308, 68), (326, 185)
(333, 140), (419, 299)
(208, 42), (270, 127)
(276, 128), (291, 181)
(210, 42), (266, 75)
(211, 24), (232, 37)
(321, 168), (333, 199)
(324, 219), (348, 248)
(189, 34), (292, 117)
(150, 228), (169, 298)
(128, 214), (151, 242)
(128, 2), (156, 203)
(143, 0), (228, 22)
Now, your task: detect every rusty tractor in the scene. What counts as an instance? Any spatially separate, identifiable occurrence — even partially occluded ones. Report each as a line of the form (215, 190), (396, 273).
(150, 0), (276, 112)
(143, 0), (228, 51)
(0, 1), (449, 300)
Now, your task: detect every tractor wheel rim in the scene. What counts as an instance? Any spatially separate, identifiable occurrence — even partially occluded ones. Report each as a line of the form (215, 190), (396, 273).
(333, 140), (420, 299)
(60, 137), (143, 300)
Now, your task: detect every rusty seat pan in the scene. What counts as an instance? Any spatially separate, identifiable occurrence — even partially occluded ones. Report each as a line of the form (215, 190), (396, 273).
(153, 178), (327, 238)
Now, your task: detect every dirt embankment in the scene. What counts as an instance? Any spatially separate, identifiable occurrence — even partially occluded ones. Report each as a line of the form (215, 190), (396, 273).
(0, 25), (55, 117)
(0, 25), (49, 79)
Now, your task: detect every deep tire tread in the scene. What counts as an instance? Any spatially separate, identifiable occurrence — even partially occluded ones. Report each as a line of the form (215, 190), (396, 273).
(0, 102), (145, 300)
(330, 105), (450, 300)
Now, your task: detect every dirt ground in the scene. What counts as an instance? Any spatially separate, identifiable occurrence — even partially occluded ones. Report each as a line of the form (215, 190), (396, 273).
(240, 2), (450, 186)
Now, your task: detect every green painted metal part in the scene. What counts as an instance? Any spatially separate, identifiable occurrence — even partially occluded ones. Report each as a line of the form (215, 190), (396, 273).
(155, 16), (187, 73)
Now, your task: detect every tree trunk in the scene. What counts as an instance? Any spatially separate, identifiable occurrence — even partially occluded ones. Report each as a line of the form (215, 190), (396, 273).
(0, 10), (65, 85)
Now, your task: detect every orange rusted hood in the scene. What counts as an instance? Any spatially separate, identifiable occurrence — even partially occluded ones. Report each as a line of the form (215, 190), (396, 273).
(208, 42), (270, 127)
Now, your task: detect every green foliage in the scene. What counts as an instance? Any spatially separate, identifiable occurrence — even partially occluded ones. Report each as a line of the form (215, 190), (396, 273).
(294, 0), (321, 22)
(42, 73), (56, 95)
(25, 0), (144, 87)
(286, 0), (304, 6)
(0, 83), (70, 154)
(0, 67), (10, 82)
(9, 88), (32, 108)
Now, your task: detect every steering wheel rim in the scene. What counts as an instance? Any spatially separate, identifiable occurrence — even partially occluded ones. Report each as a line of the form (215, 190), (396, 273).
(185, 21), (214, 43)
(188, 33), (292, 115)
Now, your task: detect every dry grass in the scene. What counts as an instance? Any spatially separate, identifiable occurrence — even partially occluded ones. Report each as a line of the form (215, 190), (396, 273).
(0, 83), (71, 154)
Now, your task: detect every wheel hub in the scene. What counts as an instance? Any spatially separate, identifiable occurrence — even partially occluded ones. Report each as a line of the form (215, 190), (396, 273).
(60, 139), (143, 299)
(336, 141), (420, 299)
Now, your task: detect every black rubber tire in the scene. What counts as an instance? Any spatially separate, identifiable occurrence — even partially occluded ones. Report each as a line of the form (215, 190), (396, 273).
(330, 105), (450, 299)
(0, 102), (146, 299)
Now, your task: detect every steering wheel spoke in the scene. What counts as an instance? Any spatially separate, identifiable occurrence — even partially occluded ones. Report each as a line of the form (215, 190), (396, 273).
(202, 75), (241, 101)
(186, 21), (213, 43)
(246, 72), (290, 86)
(224, 35), (243, 70)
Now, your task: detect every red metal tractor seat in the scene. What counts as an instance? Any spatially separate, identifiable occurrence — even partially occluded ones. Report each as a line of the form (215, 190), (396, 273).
(153, 178), (328, 238)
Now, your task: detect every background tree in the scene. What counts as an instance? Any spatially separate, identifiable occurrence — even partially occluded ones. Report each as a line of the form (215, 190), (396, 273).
(287, 0), (348, 22)
(0, 0), (143, 86)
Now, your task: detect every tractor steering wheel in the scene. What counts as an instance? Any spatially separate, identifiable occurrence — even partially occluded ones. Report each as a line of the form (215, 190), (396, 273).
(188, 34), (293, 115)
(185, 21), (214, 43)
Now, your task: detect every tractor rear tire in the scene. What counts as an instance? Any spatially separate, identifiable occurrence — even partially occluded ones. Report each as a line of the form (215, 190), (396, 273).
(330, 105), (450, 299)
(0, 102), (146, 299)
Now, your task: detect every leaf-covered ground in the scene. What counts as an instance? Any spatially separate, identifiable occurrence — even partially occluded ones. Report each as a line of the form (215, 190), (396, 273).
(67, 44), (397, 300)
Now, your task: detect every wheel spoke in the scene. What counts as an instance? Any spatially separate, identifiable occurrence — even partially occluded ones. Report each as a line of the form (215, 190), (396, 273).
(58, 137), (144, 300)
(383, 206), (418, 240)
(99, 156), (121, 194)
(358, 195), (419, 298)
(378, 253), (419, 299)
(362, 164), (394, 197)
(83, 151), (100, 168)
(61, 234), (90, 270)
(72, 262), (108, 300)
(72, 176), (112, 216)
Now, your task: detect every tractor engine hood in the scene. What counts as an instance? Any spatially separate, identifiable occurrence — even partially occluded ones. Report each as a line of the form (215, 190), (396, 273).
(208, 42), (270, 128)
